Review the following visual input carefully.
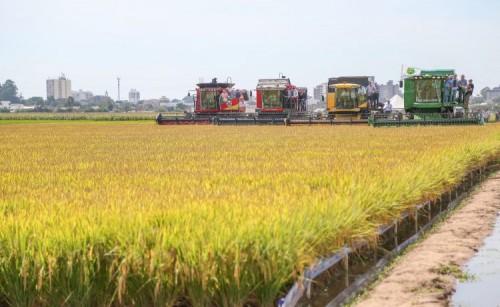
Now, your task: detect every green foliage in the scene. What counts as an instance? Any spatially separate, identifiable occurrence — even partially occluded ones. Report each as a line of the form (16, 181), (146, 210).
(66, 97), (75, 109)
(431, 263), (476, 282)
(480, 87), (491, 99)
(0, 80), (22, 103)
(176, 103), (189, 111)
(23, 97), (45, 106)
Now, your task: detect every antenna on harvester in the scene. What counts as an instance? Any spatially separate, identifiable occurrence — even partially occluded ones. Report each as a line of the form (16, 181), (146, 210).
(117, 77), (121, 101)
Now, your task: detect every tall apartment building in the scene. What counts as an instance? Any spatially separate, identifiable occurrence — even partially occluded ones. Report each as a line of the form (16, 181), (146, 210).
(378, 80), (401, 102)
(47, 74), (72, 100)
(313, 83), (327, 100)
(129, 89), (140, 103)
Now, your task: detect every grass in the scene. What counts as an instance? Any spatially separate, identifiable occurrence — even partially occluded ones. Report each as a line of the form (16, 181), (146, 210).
(431, 263), (476, 282)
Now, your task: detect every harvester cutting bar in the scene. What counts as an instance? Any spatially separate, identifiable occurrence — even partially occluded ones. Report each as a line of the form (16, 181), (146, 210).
(156, 112), (212, 125)
(371, 113), (484, 127)
(215, 117), (287, 125)
(213, 116), (369, 126)
(286, 118), (368, 125)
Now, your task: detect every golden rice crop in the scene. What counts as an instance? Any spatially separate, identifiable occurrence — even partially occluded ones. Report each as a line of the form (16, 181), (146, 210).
(0, 112), (156, 121)
(0, 123), (498, 306)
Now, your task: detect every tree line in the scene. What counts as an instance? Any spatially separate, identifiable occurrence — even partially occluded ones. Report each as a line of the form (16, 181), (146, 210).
(0, 80), (192, 113)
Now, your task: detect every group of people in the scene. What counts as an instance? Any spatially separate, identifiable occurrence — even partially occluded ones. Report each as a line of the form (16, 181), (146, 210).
(285, 87), (307, 111)
(367, 82), (380, 108)
(443, 74), (474, 106)
(219, 88), (248, 106)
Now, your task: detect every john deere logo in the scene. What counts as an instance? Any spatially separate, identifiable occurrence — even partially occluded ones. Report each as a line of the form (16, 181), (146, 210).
(407, 67), (416, 75)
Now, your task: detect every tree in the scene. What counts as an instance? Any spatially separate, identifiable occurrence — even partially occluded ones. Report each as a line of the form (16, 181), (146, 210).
(47, 96), (56, 107)
(122, 102), (131, 112)
(493, 96), (500, 105)
(0, 80), (23, 103)
(24, 96), (44, 106)
(66, 97), (75, 110)
(471, 96), (485, 104)
(182, 96), (194, 104)
(480, 87), (491, 100)
(176, 103), (189, 111)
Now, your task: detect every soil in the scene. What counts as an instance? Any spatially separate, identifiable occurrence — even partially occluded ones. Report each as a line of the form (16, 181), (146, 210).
(355, 171), (500, 307)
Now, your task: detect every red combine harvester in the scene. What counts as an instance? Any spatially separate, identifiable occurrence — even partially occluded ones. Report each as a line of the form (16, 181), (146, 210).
(256, 77), (307, 116)
(156, 78), (248, 125)
(213, 76), (311, 125)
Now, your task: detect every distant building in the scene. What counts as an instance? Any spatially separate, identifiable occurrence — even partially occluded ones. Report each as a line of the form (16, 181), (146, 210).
(313, 83), (327, 101)
(90, 91), (111, 104)
(486, 85), (500, 101)
(47, 74), (72, 100)
(378, 80), (401, 102)
(0, 101), (24, 112)
(158, 96), (170, 104)
(92, 95), (111, 104)
(129, 89), (140, 103)
(72, 89), (94, 102)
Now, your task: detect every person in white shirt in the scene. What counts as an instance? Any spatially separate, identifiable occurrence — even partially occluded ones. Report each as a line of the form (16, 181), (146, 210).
(384, 100), (392, 113)
(367, 83), (375, 108)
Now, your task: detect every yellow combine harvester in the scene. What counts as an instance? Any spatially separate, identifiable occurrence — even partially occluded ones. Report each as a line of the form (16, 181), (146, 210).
(326, 76), (375, 122)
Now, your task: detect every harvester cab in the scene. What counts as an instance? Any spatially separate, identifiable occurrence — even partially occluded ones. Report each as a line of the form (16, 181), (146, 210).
(326, 76), (375, 121)
(195, 78), (239, 114)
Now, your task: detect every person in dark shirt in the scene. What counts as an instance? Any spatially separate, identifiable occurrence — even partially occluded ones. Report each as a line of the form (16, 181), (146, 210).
(465, 79), (474, 109)
(298, 90), (307, 111)
(451, 74), (458, 103)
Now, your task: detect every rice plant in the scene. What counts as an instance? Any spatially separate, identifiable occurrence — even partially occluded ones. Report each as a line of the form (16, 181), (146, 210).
(0, 123), (498, 306)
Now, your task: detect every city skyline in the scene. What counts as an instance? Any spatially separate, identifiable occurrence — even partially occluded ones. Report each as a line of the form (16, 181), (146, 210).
(1, 0), (499, 100)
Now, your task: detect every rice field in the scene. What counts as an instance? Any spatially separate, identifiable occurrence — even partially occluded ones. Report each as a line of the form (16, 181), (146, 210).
(0, 123), (499, 306)
(0, 112), (156, 121)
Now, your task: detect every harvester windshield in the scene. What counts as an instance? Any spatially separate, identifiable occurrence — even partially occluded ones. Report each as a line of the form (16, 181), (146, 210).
(335, 87), (359, 109)
(200, 89), (219, 110)
(415, 79), (442, 103)
(262, 90), (282, 108)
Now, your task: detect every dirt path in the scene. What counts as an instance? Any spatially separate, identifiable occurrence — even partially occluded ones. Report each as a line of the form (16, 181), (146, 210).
(355, 171), (500, 307)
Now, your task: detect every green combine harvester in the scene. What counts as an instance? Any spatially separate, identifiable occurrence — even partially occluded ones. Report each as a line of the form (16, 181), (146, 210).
(371, 69), (484, 127)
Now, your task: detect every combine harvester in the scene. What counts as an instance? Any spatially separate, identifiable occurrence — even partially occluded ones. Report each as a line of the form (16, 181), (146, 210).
(371, 69), (483, 127)
(325, 76), (382, 124)
(215, 76), (311, 125)
(156, 78), (249, 125)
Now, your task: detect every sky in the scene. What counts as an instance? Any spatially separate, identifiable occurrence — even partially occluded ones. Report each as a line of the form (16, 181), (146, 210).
(1, 0), (499, 100)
